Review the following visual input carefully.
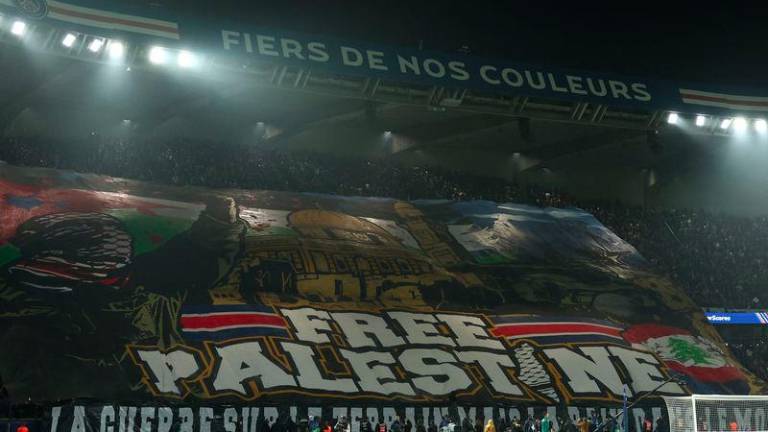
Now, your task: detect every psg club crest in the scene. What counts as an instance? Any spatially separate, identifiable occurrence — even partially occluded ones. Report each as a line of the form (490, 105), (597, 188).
(12, 0), (49, 19)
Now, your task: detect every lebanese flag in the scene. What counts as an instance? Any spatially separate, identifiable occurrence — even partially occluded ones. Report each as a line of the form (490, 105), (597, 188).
(623, 324), (744, 384)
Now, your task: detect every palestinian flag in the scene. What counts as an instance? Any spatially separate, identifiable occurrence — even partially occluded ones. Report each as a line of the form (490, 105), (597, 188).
(623, 324), (748, 394)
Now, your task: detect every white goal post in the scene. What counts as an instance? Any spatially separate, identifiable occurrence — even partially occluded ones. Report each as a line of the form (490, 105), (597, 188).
(664, 395), (768, 432)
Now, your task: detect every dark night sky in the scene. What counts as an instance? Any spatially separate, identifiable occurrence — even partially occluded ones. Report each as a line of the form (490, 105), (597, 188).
(152, 1), (768, 86)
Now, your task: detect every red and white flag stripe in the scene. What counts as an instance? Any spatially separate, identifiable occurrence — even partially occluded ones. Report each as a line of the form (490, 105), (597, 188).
(680, 89), (768, 112)
(491, 321), (624, 340)
(180, 311), (287, 333)
(0, 0), (179, 39)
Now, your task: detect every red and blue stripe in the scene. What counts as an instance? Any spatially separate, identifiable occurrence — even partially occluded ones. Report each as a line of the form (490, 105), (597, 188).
(490, 315), (626, 345)
(180, 304), (289, 340)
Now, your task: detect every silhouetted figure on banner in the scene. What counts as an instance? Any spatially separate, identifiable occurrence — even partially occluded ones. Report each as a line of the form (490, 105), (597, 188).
(0, 196), (246, 401)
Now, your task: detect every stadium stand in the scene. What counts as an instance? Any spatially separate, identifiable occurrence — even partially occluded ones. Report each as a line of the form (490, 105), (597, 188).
(2, 135), (767, 314)
(2, 135), (767, 427)
(4, 2), (768, 431)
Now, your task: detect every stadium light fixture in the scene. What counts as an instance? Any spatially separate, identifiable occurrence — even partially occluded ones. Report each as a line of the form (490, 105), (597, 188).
(756, 119), (767, 133)
(720, 118), (733, 130)
(62, 33), (77, 48)
(666, 112), (679, 124)
(177, 50), (198, 68)
(695, 115), (706, 127)
(11, 20), (26, 36)
(108, 41), (125, 60)
(148, 46), (167, 65)
(88, 38), (104, 53)
(733, 117), (748, 133)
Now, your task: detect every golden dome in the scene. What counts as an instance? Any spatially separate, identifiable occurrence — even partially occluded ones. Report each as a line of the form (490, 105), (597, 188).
(288, 210), (397, 243)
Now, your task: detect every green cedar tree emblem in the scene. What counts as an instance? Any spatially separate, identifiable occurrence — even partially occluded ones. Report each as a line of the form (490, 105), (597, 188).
(667, 337), (714, 365)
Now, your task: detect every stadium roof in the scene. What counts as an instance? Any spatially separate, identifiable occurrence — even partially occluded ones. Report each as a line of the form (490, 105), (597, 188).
(0, 38), (649, 167)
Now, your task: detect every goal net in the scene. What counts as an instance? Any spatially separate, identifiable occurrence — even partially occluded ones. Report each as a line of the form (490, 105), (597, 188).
(664, 395), (768, 432)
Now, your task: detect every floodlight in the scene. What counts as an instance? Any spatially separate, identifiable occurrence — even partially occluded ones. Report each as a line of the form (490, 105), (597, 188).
(733, 117), (747, 132)
(108, 41), (125, 59)
(11, 20), (26, 36)
(756, 119), (767, 133)
(148, 46), (167, 64)
(177, 50), (197, 68)
(88, 38), (104, 53)
(62, 33), (77, 48)
(666, 112), (678, 124)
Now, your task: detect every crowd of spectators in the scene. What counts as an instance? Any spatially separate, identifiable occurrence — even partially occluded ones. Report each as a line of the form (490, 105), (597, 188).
(0, 135), (767, 381)
(587, 203), (768, 310)
(730, 340), (768, 382)
(0, 412), (662, 432)
(0, 136), (518, 202)
(717, 326), (768, 382)
(1, 136), (766, 309)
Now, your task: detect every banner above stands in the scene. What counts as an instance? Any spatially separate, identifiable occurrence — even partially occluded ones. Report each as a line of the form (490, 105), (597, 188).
(208, 28), (661, 107)
(4, 0), (768, 116)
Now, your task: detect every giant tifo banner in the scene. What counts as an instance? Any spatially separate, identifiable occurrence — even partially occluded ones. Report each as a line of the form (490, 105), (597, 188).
(0, 163), (765, 431)
(3, 0), (768, 113)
